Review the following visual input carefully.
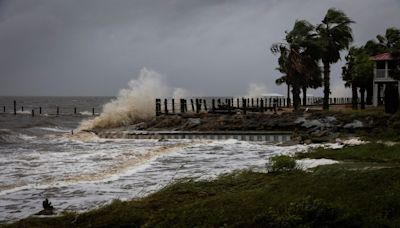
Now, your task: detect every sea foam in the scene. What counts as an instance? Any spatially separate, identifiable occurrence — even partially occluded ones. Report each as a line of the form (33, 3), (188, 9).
(79, 68), (170, 130)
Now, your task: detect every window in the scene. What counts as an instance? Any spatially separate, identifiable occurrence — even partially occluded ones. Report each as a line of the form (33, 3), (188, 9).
(376, 61), (386, 69)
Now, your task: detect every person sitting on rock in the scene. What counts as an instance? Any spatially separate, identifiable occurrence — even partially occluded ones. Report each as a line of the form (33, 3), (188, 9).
(42, 198), (54, 210)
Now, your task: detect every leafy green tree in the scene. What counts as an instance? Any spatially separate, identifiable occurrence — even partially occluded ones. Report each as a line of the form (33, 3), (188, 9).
(342, 47), (374, 109)
(317, 8), (354, 110)
(342, 48), (358, 109)
(272, 20), (321, 111)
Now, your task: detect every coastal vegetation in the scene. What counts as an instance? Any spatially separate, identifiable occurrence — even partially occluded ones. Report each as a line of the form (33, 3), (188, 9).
(272, 8), (400, 114)
(272, 8), (354, 111)
(271, 20), (321, 111)
(342, 47), (374, 109)
(6, 143), (400, 227)
(341, 27), (400, 111)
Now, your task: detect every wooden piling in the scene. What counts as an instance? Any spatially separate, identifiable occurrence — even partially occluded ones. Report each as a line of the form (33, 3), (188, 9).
(236, 98), (239, 108)
(155, 99), (161, 116)
(31, 109), (34, 117)
(92, 108), (95, 116)
(39, 107), (42, 114)
(172, 99), (175, 114)
(260, 99), (264, 113)
(21, 106), (24, 112)
(243, 98), (247, 115)
(195, 99), (200, 113)
(191, 99), (195, 112)
(184, 99), (187, 113)
(164, 99), (168, 114)
(212, 99), (215, 112)
(57, 106), (59, 116)
(203, 99), (207, 111)
(74, 107), (77, 114)
(3, 106), (5, 113)
(13, 100), (16, 115)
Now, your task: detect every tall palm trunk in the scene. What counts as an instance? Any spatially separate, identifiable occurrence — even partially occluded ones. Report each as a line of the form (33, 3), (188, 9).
(302, 86), (307, 106)
(323, 62), (330, 110)
(351, 85), (358, 110)
(286, 83), (291, 107)
(360, 87), (366, 110)
(292, 84), (301, 112)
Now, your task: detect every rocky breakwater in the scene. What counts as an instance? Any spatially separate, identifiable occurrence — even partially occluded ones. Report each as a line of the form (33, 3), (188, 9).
(90, 110), (384, 144)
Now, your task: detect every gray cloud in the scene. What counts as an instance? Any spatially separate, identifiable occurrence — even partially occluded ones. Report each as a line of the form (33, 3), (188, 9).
(0, 0), (399, 96)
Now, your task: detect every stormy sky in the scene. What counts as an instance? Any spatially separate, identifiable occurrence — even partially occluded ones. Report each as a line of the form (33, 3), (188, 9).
(0, 0), (399, 96)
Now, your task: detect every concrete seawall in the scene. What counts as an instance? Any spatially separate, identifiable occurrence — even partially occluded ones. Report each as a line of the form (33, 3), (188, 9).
(95, 130), (292, 142)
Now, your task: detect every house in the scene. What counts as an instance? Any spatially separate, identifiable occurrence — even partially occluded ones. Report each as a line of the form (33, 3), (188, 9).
(370, 53), (398, 106)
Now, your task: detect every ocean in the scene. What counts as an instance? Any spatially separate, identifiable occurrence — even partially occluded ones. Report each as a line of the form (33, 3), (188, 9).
(0, 96), (313, 223)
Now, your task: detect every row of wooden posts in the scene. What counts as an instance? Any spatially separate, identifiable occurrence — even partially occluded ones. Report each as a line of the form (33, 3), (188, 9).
(155, 97), (354, 116)
(2, 100), (96, 117)
(156, 98), (283, 116)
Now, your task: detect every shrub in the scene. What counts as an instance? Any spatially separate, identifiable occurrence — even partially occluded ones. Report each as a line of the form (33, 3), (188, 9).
(266, 155), (297, 173)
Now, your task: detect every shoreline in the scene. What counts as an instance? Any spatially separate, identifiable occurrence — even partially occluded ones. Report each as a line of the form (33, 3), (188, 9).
(4, 108), (400, 226)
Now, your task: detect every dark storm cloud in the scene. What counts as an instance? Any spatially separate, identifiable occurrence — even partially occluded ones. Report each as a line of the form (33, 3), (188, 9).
(0, 0), (399, 96)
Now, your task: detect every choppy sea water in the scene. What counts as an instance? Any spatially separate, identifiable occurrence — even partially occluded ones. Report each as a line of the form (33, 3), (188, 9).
(0, 97), (313, 223)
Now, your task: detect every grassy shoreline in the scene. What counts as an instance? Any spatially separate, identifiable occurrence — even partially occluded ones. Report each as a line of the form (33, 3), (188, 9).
(6, 142), (400, 227)
(6, 109), (400, 227)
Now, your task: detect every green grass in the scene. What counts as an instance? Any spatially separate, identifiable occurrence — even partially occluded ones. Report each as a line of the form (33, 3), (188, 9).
(297, 143), (400, 163)
(6, 143), (400, 227)
(5, 168), (400, 227)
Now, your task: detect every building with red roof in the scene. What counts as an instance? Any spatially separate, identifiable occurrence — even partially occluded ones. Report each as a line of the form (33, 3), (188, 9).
(370, 53), (398, 106)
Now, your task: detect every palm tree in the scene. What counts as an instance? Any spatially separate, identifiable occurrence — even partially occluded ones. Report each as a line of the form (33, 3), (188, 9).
(271, 20), (321, 111)
(275, 75), (291, 107)
(317, 8), (354, 110)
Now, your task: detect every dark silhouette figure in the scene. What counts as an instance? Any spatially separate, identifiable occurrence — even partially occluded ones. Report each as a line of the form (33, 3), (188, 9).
(42, 198), (54, 210)
(35, 198), (55, 215)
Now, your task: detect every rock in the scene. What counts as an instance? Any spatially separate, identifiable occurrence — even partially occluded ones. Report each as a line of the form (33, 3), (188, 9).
(326, 116), (337, 122)
(280, 140), (301, 146)
(304, 139), (312, 145)
(343, 120), (364, 129)
(35, 209), (55, 215)
(188, 118), (201, 125)
(311, 137), (330, 143)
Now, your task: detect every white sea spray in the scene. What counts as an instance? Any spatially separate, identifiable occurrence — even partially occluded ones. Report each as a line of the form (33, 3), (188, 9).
(79, 68), (170, 130)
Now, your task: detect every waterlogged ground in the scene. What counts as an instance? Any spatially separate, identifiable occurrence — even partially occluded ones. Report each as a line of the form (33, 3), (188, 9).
(1, 120), (326, 223)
